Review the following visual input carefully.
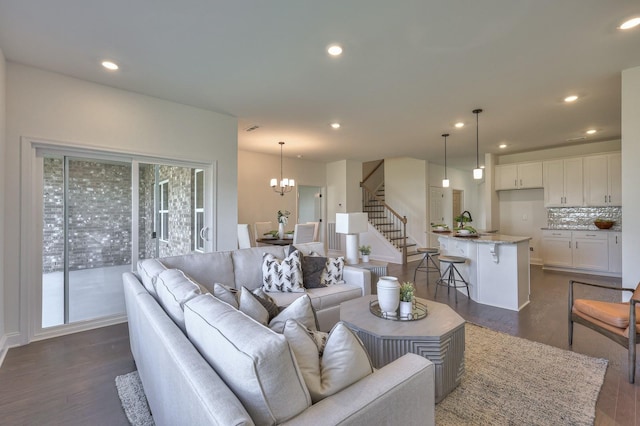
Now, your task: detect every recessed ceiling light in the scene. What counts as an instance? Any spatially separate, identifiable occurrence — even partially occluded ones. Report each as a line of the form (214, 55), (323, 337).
(480, 165), (485, 169)
(620, 17), (640, 30)
(101, 60), (119, 71)
(454, 122), (464, 128)
(586, 129), (597, 135)
(327, 45), (343, 56)
(330, 122), (341, 129)
(564, 95), (578, 103)
(499, 144), (507, 149)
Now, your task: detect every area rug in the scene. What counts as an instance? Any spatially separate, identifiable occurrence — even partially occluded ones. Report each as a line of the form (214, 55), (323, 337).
(115, 324), (608, 426)
(115, 371), (155, 426)
(436, 323), (608, 425)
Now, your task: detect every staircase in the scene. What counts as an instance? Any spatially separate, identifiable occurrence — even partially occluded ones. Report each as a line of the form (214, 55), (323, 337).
(362, 184), (418, 264)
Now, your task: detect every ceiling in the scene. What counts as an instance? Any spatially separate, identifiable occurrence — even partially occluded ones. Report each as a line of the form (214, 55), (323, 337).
(1, 1), (639, 169)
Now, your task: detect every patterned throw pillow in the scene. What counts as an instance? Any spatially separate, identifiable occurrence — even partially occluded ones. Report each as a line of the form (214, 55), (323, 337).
(320, 256), (345, 286)
(262, 250), (305, 293)
(283, 319), (374, 403)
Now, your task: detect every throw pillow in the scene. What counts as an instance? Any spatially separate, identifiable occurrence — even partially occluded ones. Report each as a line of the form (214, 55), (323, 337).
(262, 250), (304, 293)
(213, 283), (239, 309)
(251, 287), (281, 320)
(283, 319), (374, 403)
(320, 256), (345, 286)
(269, 294), (319, 333)
(285, 246), (327, 289)
(239, 287), (269, 325)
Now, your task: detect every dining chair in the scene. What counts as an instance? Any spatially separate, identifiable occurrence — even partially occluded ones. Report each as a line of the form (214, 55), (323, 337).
(306, 221), (320, 242)
(293, 223), (316, 244)
(254, 221), (274, 245)
(569, 279), (640, 383)
(237, 224), (252, 249)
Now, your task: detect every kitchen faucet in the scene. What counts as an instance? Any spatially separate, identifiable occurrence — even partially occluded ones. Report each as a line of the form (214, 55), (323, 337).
(458, 210), (473, 228)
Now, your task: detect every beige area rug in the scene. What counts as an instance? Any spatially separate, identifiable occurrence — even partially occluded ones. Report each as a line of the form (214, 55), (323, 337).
(436, 323), (608, 425)
(116, 324), (607, 426)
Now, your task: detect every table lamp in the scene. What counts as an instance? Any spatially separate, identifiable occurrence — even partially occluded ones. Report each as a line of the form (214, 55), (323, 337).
(336, 212), (369, 264)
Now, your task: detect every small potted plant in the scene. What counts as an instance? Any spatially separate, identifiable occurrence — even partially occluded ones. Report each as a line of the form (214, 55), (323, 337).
(359, 245), (371, 262)
(399, 282), (415, 317)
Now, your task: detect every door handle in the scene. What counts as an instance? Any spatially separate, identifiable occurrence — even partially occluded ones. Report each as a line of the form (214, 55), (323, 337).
(605, 195), (607, 203)
(515, 179), (517, 187)
(200, 227), (209, 241)
(520, 179), (523, 187)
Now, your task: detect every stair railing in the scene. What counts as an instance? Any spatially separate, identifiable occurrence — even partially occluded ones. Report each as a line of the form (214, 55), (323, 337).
(361, 183), (408, 264)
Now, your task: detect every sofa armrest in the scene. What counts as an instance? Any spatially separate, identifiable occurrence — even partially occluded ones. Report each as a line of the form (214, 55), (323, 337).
(342, 266), (371, 296)
(281, 353), (434, 426)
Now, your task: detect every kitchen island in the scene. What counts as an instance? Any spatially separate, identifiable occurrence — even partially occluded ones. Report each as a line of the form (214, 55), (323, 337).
(433, 232), (531, 311)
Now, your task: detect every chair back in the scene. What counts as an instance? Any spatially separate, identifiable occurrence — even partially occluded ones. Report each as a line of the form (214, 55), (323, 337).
(293, 223), (316, 244)
(254, 221), (274, 244)
(237, 224), (252, 249)
(306, 221), (320, 242)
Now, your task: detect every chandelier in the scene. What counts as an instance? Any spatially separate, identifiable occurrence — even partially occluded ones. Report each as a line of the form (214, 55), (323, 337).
(270, 141), (295, 196)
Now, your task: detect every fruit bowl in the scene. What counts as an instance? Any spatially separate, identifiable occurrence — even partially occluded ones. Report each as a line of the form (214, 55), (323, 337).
(594, 220), (615, 229)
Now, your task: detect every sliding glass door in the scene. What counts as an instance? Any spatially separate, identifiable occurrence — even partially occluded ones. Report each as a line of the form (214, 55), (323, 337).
(41, 154), (211, 328)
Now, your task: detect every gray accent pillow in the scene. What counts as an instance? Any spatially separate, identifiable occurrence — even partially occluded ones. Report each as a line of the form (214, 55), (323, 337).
(286, 246), (327, 289)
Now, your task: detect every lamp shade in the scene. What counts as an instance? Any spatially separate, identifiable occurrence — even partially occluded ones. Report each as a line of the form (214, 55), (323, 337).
(335, 213), (368, 234)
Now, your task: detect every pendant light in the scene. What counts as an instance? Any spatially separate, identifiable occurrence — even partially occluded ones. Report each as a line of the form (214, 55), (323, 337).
(472, 108), (483, 180)
(442, 133), (450, 188)
(270, 141), (295, 196)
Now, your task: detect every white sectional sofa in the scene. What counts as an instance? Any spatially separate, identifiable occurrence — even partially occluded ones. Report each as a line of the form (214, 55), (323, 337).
(122, 242), (435, 425)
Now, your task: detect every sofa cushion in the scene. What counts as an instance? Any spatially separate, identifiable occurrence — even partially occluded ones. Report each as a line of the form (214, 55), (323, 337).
(269, 294), (319, 333)
(160, 250), (235, 292)
(283, 320), (374, 403)
(213, 283), (239, 308)
(184, 294), (311, 425)
(155, 269), (204, 332)
(321, 256), (345, 286)
(232, 245), (287, 291)
(262, 250), (304, 293)
(137, 258), (167, 298)
(306, 284), (363, 311)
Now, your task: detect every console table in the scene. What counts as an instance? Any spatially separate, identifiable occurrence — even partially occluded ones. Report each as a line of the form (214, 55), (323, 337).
(340, 295), (465, 403)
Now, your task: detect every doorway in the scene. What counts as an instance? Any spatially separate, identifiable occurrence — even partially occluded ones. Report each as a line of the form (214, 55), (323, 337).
(452, 189), (464, 222)
(297, 185), (323, 240)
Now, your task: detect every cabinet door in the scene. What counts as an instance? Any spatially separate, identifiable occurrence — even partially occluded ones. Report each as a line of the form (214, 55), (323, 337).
(563, 157), (583, 206)
(495, 164), (518, 190)
(542, 237), (573, 267)
(608, 232), (622, 273)
(543, 160), (565, 207)
(608, 154), (622, 206)
(573, 235), (608, 271)
(517, 162), (543, 189)
(583, 155), (608, 206)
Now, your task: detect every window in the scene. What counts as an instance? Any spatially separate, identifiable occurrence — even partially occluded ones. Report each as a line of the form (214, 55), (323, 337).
(159, 180), (169, 242)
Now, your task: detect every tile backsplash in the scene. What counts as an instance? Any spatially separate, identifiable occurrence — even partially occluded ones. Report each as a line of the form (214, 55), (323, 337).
(547, 206), (621, 230)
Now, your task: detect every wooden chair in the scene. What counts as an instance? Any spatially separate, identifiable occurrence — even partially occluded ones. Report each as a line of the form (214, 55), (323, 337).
(569, 279), (640, 383)
(254, 221), (274, 246)
(293, 223), (316, 244)
(306, 221), (320, 241)
(237, 224), (252, 249)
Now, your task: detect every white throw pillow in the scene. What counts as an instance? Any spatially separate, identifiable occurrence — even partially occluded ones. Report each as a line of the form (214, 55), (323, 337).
(269, 294), (318, 333)
(239, 287), (270, 325)
(283, 320), (374, 403)
(262, 250), (305, 293)
(320, 256), (345, 286)
(213, 283), (239, 308)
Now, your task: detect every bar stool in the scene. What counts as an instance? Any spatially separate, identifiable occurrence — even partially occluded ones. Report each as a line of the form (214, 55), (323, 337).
(435, 255), (470, 303)
(413, 247), (440, 285)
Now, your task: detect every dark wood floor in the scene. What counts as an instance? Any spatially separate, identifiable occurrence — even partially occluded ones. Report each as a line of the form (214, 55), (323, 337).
(0, 264), (637, 425)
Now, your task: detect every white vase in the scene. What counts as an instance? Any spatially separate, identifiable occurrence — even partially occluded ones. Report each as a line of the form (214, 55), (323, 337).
(377, 276), (400, 314)
(399, 300), (413, 318)
(278, 222), (285, 239)
(361, 254), (369, 263)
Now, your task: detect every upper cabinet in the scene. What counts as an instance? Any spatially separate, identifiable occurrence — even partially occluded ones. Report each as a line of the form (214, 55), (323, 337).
(583, 153), (621, 206)
(543, 158), (583, 207)
(495, 162), (543, 190)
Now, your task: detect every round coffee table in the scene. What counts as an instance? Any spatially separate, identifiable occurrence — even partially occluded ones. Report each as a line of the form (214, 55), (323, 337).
(340, 295), (465, 403)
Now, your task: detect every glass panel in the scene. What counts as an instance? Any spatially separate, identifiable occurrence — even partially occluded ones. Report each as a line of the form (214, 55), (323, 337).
(138, 163), (158, 261)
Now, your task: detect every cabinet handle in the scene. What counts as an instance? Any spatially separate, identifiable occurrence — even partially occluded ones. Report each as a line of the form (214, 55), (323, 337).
(609, 195), (611, 203)
(552, 233), (561, 236)
(569, 241), (571, 248)
(576, 241), (578, 249)
(616, 236), (618, 244)
(605, 195), (607, 203)
(520, 179), (523, 186)
(586, 234), (596, 237)
(515, 179), (517, 187)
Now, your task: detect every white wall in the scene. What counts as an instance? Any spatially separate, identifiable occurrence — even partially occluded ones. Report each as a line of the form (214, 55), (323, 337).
(237, 150), (326, 236)
(385, 158), (427, 246)
(0, 48), (6, 354)
(622, 66), (640, 294)
(4, 63), (238, 337)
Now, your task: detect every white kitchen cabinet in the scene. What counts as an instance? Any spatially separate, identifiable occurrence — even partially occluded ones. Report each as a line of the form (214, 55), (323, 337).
(543, 158), (583, 207)
(583, 153), (621, 206)
(608, 232), (622, 274)
(542, 230), (616, 275)
(541, 230), (573, 267)
(572, 232), (608, 272)
(495, 162), (543, 190)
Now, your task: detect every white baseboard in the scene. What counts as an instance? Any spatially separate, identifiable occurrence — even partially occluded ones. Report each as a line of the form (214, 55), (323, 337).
(31, 315), (127, 342)
(0, 331), (22, 368)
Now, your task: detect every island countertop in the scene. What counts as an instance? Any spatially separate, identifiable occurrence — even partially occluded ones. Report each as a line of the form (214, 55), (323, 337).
(431, 232), (531, 244)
